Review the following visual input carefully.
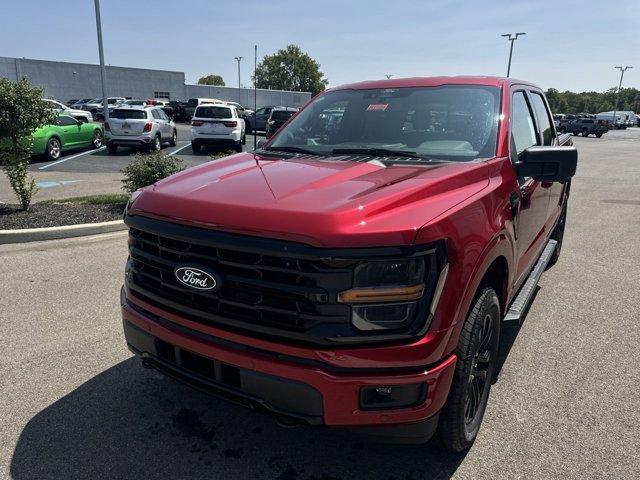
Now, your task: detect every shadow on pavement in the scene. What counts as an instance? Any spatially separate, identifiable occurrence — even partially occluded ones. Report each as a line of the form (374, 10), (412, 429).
(11, 358), (466, 480)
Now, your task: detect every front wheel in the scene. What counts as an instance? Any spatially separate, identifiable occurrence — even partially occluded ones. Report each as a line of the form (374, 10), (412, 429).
(581, 129), (589, 137)
(169, 129), (177, 147)
(595, 132), (603, 138)
(106, 142), (118, 154)
(438, 287), (500, 452)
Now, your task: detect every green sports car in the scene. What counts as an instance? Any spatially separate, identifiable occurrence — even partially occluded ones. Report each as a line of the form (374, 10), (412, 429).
(32, 114), (104, 161)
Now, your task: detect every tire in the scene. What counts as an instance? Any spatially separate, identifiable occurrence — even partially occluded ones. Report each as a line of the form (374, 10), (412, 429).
(241, 131), (246, 145)
(547, 200), (567, 268)
(45, 137), (62, 161)
(595, 132), (603, 138)
(581, 129), (589, 137)
(245, 121), (253, 135)
(106, 142), (118, 154)
(169, 129), (178, 147)
(438, 287), (501, 452)
(148, 134), (161, 152)
(191, 141), (201, 153)
(91, 129), (103, 149)
(234, 140), (243, 153)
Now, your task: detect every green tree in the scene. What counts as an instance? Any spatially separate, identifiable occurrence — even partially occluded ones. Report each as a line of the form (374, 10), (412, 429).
(197, 74), (225, 86)
(0, 78), (55, 210)
(254, 44), (328, 95)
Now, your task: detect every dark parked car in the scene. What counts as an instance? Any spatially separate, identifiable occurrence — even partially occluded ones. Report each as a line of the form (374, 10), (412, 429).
(265, 107), (298, 138)
(249, 106), (275, 132)
(167, 101), (188, 123)
(565, 118), (608, 137)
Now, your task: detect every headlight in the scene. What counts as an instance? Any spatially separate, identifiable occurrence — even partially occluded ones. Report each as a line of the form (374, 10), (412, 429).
(338, 256), (434, 332)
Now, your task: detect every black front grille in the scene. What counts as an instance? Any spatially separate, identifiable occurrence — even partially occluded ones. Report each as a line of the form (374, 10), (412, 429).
(125, 215), (358, 343)
(124, 214), (442, 345)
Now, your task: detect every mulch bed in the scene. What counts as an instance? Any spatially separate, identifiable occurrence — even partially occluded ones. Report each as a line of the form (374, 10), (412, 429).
(0, 202), (126, 230)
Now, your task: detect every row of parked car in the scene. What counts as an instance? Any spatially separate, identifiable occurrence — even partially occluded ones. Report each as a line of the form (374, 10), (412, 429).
(43, 96), (300, 156)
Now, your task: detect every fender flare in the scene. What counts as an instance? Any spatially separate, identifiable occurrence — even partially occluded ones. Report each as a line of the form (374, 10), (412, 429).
(442, 229), (515, 355)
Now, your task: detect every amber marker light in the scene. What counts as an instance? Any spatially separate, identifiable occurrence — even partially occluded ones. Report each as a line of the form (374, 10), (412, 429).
(338, 284), (425, 304)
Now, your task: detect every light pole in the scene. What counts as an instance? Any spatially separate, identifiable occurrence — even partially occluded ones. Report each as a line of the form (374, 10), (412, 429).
(384, 75), (393, 79)
(501, 32), (526, 77)
(93, 0), (109, 123)
(234, 56), (243, 104)
(612, 66), (632, 128)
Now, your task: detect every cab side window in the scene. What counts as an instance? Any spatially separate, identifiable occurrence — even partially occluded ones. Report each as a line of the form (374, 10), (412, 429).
(55, 115), (77, 126)
(511, 91), (538, 156)
(530, 92), (554, 145)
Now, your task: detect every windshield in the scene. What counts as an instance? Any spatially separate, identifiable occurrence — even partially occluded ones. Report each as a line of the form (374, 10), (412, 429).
(267, 86), (500, 161)
(110, 109), (147, 119)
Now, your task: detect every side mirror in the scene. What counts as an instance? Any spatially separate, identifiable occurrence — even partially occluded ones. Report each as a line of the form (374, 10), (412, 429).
(256, 139), (267, 149)
(516, 146), (577, 182)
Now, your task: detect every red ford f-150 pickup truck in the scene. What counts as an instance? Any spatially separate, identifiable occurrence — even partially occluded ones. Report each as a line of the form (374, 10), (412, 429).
(121, 76), (577, 451)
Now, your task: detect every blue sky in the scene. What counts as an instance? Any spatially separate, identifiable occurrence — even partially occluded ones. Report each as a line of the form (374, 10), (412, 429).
(2, 0), (638, 92)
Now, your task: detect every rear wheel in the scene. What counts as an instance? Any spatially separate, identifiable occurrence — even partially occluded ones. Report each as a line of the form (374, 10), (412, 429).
(45, 137), (61, 161)
(106, 142), (118, 154)
(91, 129), (103, 149)
(438, 287), (500, 452)
(169, 129), (177, 147)
(581, 129), (589, 137)
(148, 134), (161, 152)
(191, 141), (201, 153)
(595, 132), (603, 138)
(234, 140), (243, 153)
(547, 201), (567, 268)
(241, 131), (246, 145)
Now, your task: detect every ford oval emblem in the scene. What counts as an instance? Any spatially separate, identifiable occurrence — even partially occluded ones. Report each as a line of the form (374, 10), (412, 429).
(174, 266), (220, 291)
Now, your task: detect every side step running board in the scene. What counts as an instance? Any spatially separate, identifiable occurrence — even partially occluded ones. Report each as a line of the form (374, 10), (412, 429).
(503, 239), (557, 325)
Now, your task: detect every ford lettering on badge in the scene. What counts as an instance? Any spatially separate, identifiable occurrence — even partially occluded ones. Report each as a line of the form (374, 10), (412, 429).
(174, 266), (219, 291)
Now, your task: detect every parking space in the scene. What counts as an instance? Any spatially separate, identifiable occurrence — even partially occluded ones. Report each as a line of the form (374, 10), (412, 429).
(0, 124), (264, 203)
(1, 128), (639, 479)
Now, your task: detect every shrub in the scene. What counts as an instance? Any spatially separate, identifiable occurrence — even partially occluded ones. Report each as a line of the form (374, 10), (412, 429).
(0, 78), (56, 210)
(121, 151), (184, 193)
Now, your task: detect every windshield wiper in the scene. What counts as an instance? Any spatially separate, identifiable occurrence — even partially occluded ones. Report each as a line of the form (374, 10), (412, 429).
(331, 148), (456, 163)
(262, 146), (327, 156)
(331, 148), (423, 158)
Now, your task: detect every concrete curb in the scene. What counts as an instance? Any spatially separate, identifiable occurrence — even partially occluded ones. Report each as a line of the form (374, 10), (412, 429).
(0, 220), (127, 244)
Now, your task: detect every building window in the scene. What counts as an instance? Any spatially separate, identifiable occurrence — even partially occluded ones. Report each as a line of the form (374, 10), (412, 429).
(154, 91), (170, 99)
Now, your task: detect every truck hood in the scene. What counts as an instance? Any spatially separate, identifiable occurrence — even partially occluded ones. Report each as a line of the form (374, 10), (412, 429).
(130, 152), (490, 247)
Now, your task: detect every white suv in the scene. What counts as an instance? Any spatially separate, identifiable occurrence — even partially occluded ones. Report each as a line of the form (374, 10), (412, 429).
(190, 104), (245, 153)
(105, 106), (177, 154)
(43, 99), (93, 123)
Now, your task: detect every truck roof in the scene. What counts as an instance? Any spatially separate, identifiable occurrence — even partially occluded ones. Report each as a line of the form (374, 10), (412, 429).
(332, 76), (537, 91)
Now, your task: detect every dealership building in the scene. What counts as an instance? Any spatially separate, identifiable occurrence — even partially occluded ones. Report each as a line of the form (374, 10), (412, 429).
(0, 56), (311, 108)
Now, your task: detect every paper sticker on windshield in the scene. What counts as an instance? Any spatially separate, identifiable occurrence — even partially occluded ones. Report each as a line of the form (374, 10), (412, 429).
(367, 103), (388, 111)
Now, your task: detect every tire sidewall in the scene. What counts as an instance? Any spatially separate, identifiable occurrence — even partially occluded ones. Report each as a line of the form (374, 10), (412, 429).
(47, 137), (61, 160)
(439, 287), (501, 451)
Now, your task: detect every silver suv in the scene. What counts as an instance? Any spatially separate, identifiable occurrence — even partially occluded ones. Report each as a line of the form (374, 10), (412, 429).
(105, 106), (177, 154)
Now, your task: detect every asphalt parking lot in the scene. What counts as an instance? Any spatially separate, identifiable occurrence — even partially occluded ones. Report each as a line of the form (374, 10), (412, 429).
(0, 123), (263, 203)
(1, 128), (640, 479)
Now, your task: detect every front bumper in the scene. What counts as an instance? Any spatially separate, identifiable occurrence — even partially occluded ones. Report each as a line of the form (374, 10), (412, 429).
(121, 286), (456, 432)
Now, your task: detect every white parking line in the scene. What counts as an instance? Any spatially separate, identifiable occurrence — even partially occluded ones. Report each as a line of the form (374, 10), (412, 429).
(168, 142), (191, 156)
(38, 147), (106, 170)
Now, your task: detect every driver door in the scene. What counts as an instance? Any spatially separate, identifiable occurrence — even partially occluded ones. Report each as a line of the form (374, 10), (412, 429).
(510, 90), (551, 284)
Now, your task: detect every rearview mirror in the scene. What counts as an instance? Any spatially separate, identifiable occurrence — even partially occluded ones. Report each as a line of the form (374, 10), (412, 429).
(516, 146), (577, 182)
